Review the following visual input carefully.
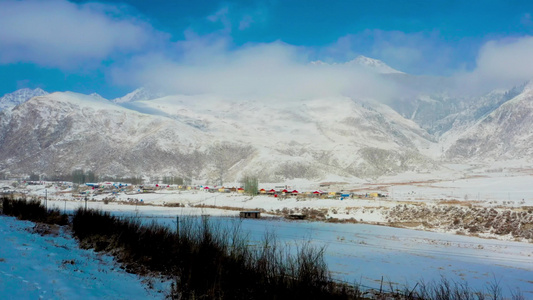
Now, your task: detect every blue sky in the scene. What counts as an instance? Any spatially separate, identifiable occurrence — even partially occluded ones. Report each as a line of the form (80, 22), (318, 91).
(1, 0), (533, 99)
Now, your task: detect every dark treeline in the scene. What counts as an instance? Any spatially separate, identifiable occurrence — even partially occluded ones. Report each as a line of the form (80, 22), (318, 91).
(24, 170), (187, 186)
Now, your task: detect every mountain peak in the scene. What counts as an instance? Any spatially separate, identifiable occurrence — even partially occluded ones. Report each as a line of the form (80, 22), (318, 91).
(89, 93), (107, 100)
(310, 56), (403, 74)
(346, 56), (404, 74)
(112, 87), (165, 104)
(0, 88), (48, 111)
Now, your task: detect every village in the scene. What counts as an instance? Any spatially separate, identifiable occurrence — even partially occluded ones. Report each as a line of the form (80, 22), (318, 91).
(1, 179), (392, 221)
(3, 180), (389, 201)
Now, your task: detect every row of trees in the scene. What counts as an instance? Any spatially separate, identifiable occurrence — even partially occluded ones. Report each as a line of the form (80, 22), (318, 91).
(241, 175), (259, 196)
(161, 176), (185, 185)
(72, 169), (97, 184)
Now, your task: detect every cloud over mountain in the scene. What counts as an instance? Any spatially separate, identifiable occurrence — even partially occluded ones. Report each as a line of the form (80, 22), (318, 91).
(112, 37), (400, 101)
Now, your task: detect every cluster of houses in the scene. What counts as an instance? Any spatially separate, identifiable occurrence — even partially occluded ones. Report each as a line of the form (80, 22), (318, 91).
(3, 180), (388, 200)
(201, 186), (388, 199)
(79, 182), (389, 199)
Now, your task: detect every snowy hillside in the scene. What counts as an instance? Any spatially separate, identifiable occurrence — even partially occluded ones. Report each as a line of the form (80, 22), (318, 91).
(0, 92), (210, 179)
(445, 82), (533, 161)
(0, 88), (48, 111)
(389, 84), (524, 137)
(0, 91), (441, 182)
(97, 93), (440, 180)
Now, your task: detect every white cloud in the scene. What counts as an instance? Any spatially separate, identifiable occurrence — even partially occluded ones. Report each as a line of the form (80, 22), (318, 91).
(322, 30), (458, 76)
(0, 0), (160, 69)
(455, 36), (533, 93)
(112, 36), (398, 101)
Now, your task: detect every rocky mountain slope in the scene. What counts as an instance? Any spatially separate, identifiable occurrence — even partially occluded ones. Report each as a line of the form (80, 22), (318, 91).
(0, 92), (210, 179)
(0, 88), (48, 112)
(388, 83), (525, 137)
(445, 83), (533, 161)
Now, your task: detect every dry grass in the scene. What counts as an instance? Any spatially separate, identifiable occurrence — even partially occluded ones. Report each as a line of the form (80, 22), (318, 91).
(436, 199), (482, 206)
(387, 221), (424, 228)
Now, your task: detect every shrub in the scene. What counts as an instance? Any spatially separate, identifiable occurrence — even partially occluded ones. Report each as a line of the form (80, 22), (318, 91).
(1, 196), (68, 225)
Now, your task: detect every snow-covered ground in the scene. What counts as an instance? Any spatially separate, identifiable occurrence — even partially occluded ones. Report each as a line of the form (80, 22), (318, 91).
(0, 215), (169, 299)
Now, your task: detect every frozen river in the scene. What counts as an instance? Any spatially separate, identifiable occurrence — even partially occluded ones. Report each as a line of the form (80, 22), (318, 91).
(107, 210), (533, 297)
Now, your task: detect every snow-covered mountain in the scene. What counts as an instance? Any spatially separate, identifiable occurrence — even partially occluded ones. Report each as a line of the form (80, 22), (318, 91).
(0, 88), (48, 111)
(0, 91), (440, 182)
(112, 87), (165, 104)
(1, 74), (532, 181)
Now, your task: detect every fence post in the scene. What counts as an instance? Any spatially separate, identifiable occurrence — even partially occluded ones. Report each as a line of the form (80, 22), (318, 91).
(176, 216), (179, 238)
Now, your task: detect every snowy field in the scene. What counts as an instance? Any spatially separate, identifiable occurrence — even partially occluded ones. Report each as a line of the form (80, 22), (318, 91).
(0, 215), (169, 299)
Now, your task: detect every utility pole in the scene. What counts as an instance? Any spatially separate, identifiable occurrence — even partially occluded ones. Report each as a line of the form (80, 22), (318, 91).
(45, 189), (47, 211)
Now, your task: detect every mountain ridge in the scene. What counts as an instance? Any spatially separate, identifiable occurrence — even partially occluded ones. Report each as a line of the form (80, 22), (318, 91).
(1, 78), (532, 181)
(0, 88), (48, 112)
